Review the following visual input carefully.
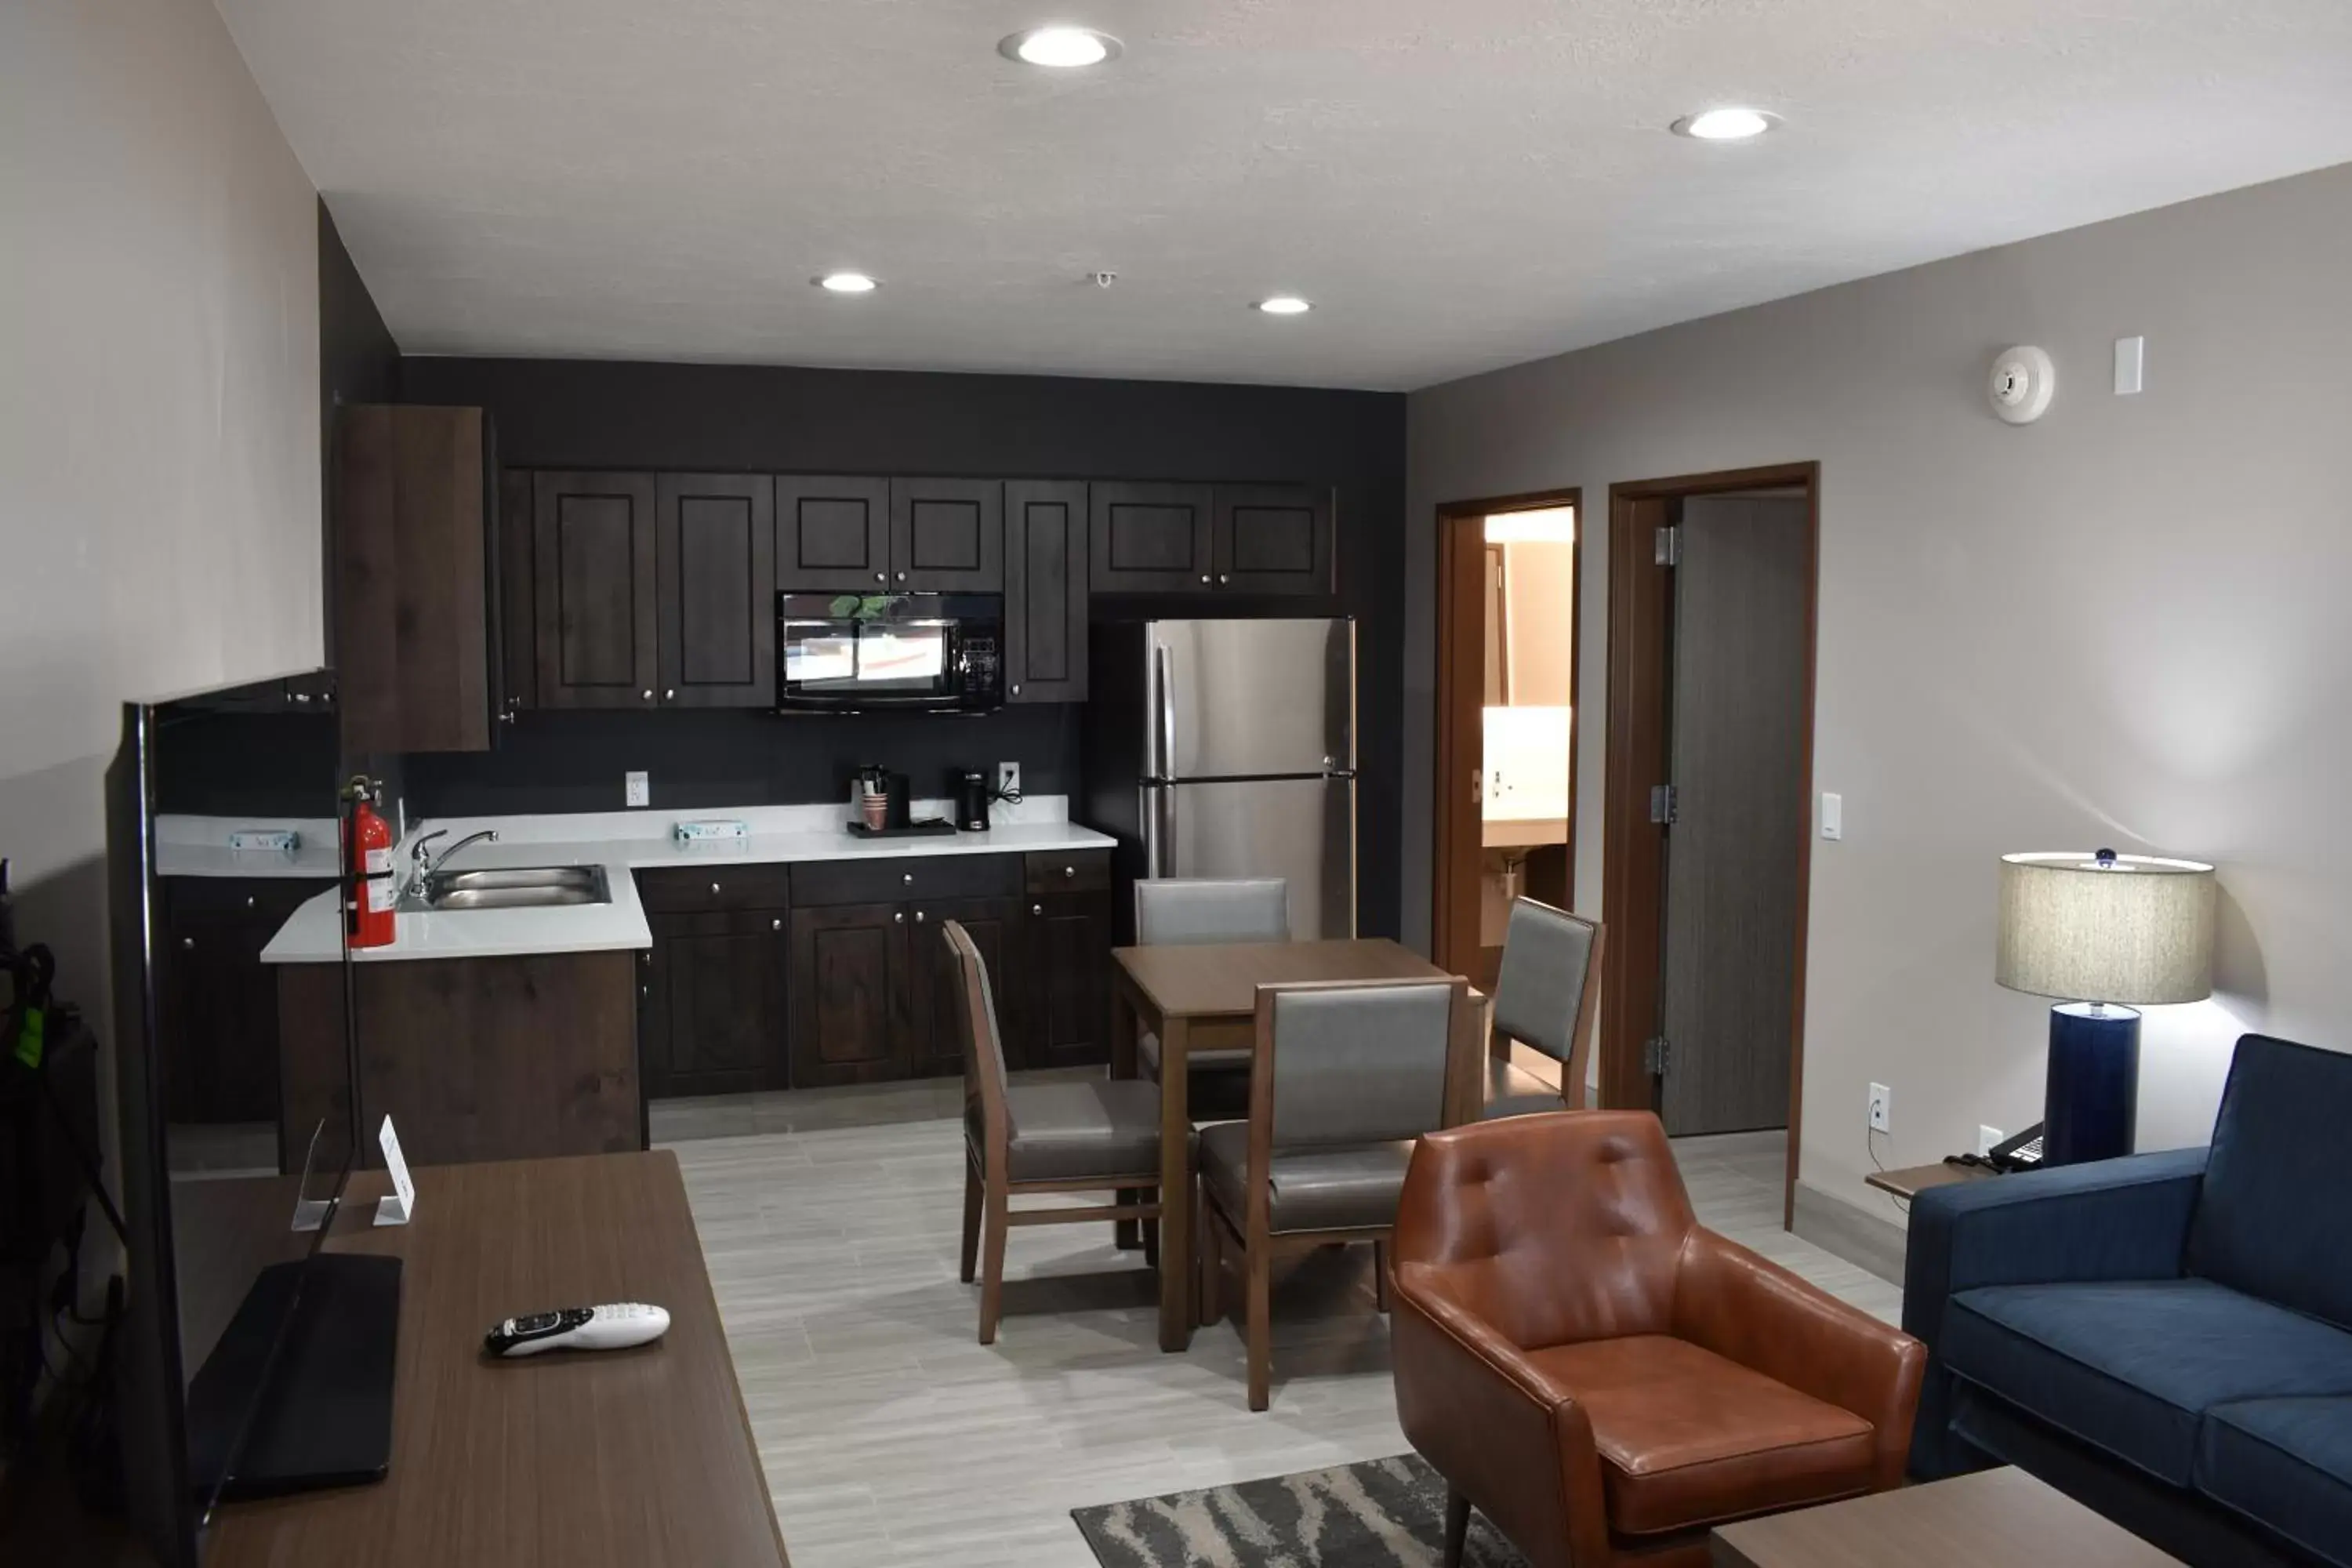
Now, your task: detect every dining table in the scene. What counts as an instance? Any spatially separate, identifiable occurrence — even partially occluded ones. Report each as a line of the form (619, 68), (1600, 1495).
(1107, 937), (1480, 1352)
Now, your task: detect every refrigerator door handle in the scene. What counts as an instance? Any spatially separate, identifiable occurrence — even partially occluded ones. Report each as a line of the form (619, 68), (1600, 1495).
(1139, 783), (1174, 879)
(1153, 643), (1177, 781)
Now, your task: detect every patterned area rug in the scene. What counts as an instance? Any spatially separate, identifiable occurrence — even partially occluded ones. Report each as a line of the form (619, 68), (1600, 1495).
(1073, 1454), (1529, 1567)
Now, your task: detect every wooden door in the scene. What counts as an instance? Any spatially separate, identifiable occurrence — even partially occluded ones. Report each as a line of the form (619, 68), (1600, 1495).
(1019, 892), (1113, 1069)
(1089, 481), (1215, 593)
(1213, 483), (1334, 595)
(1004, 480), (1088, 703)
(1432, 509), (1490, 984)
(1657, 495), (1809, 1135)
(656, 473), (775, 708)
(906, 898), (1020, 1076)
(532, 471), (658, 708)
(775, 475), (891, 591)
(889, 478), (1003, 592)
(788, 902), (909, 1087)
(642, 909), (788, 1098)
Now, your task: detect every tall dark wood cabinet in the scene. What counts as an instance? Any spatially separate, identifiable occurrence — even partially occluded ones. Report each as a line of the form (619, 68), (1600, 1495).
(888, 478), (1004, 592)
(336, 405), (499, 752)
(775, 475), (891, 590)
(1012, 850), (1113, 1069)
(639, 909), (787, 1098)
(158, 878), (327, 1124)
(532, 470), (659, 707)
(656, 473), (775, 708)
(1214, 484), (1334, 594)
(787, 903), (909, 1087)
(1004, 481), (1088, 702)
(1090, 481), (1216, 593)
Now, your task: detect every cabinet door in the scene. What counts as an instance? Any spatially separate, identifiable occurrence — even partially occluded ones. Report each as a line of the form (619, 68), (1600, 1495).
(905, 898), (1020, 1078)
(789, 902), (909, 1087)
(1213, 483), (1334, 595)
(642, 909), (787, 1098)
(1019, 891), (1114, 1069)
(657, 473), (776, 708)
(776, 475), (891, 591)
(160, 881), (316, 1124)
(1089, 481), (1216, 593)
(1004, 481), (1088, 703)
(889, 478), (1003, 592)
(532, 471), (658, 708)
(499, 468), (535, 719)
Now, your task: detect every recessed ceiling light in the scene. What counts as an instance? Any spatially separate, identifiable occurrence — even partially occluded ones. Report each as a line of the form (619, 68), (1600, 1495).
(1671, 107), (1778, 141)
(816, 272), (878, 294)
(999, 26), (1121, 68)
(1255, 296), (1312, 316)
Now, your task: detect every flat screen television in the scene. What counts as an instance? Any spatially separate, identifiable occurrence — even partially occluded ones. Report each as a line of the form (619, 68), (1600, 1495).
(105, 673), (399, 1566)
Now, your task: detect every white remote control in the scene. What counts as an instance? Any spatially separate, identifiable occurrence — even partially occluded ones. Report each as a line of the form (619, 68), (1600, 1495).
(485, 1302), (670, 1358)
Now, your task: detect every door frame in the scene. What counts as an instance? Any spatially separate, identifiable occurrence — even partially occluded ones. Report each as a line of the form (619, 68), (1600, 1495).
(1600, 463), (1818, 1227)
(1431, 486), (1583, 983)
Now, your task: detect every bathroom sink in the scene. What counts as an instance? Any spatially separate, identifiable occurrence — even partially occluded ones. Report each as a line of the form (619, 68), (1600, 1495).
(407, 865), (610, 911)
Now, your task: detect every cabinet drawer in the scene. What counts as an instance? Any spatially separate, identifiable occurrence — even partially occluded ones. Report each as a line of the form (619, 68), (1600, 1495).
(1024, 850), (1110, 896)
(166, 876), (331, 921)
(635, 863), (794, 912)
(789, 854), (1018, 907)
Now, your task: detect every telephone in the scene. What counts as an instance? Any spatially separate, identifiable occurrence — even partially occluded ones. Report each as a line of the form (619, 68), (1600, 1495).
(1986, 1124), (2045, 1173)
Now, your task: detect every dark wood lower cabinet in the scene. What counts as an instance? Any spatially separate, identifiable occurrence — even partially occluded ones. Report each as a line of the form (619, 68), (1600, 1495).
(788, 902), (909, 1087)
(640, 909), (788, 1098)
(905, 898), (1020, 1076)
(1018, 891), (1114, 1069)
(159, 878), (331, 1126)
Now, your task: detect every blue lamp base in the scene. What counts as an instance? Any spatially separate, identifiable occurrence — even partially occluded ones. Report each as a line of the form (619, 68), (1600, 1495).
(2043, 1002), (2140, 1166)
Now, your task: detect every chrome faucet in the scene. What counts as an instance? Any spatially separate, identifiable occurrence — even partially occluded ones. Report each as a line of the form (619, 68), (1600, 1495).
(408, 828), (499, 895)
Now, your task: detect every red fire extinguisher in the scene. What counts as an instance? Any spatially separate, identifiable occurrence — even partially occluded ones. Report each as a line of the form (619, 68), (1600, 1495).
(344, 776), (397, 949)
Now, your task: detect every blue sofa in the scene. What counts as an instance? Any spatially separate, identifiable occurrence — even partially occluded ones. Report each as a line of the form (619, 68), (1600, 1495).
(1905, 1033), (2352, 1568)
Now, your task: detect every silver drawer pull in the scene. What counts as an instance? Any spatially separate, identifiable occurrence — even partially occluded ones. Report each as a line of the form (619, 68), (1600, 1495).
(771, 917), (782, 931)
(893, 910), (905, 924)
(1032, 904), (1043, 916)
(1063, 865), (1076, 879)
(710, 881), (722, 895)
(914, 909), (926, 923)
(902, 872), (914, 885)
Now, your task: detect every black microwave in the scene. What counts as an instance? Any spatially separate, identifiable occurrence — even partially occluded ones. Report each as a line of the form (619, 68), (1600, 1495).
(775, 593), (1004, 713)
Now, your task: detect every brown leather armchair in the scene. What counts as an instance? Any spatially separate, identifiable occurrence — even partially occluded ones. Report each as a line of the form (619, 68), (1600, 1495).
(1390, 1112), (1925, 1568)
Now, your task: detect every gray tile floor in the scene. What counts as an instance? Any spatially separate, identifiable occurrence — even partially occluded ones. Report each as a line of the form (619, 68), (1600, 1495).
(660, 1094), (1903, 1568)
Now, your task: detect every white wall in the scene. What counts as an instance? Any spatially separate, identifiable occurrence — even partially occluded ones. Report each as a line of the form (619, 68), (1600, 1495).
(1, 0), (321, 1008)
(1405, 162), (2352, 1222)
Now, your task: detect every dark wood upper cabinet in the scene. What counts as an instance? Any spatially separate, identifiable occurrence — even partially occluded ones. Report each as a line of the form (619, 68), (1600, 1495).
(656, 474), (776, 708)
(775, 475), (891, 591)
(888, 478), (1004, 592)
(532, 471), (658, 708)
(336, 405), (496, 752)
(1003, 481), (1088, 703)
(1214, 483), (1335, 595)
(1090, 481), (1216, 593)
(498, 467), (535, 719)
(641, 909), (787, 1098)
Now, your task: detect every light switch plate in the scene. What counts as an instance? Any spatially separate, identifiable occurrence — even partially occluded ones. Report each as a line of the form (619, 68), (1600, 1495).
(625, 771), (650, 808)
(1821, 792), (1843, 840)
(2114, 335), (2145, 395)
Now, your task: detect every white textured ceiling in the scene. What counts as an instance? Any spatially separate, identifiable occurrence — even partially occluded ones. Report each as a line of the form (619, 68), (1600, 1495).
(216, 0), (2352, 390)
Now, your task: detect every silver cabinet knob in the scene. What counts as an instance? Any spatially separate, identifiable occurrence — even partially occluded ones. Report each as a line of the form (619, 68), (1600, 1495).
(902, 872), (914, 886)
(895, 571), (906, 582)
(1010, 683), (1021, 696)
(710, 881), (721, 895)
(1031, 903), (1043, 916)
(914, 909), (926, 923)
(1218, 573), (1230, 585)
(664, 688), (676, 701)
(875, 572), (886, 583)
(1200, 574), (1210, 584)
(771, 917), (782, 931)
(1063, 865), (1076, 879)
(181, 936), (195, 950)
(499, 708), (517, 725)
(245, 895), (257, 909)
(893, 910), (905, 924)
(641, 951), (652, 965)
(641, 689), (654, 701)
(641, 984), (649, 998)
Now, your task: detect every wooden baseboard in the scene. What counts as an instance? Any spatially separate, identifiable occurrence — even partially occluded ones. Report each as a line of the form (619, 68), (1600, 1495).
(1790, 1178), (1908, 1286)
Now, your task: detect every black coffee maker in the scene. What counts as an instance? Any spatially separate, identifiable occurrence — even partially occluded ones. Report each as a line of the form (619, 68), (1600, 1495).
(953, 770), (992, 832)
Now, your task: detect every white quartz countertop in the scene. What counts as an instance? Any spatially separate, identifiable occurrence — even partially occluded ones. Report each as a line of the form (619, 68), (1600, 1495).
(258, 798), (1113, 964)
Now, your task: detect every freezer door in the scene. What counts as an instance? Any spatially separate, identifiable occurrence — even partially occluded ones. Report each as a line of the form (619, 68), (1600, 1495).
(1142, 776), (1356, 939)
(1147, 619), (1353, 781)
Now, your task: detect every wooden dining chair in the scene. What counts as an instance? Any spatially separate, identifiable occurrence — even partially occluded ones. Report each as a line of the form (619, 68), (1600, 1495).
(945, 920), (1170, 1345)
(1196, 975), (1475, 1410)
(1131, 877), (1291, 1119)
(1479, 898), (1605, 1119)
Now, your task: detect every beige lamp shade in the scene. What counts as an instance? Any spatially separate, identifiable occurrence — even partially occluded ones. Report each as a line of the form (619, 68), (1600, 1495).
(1996, 851), (2217, 1005)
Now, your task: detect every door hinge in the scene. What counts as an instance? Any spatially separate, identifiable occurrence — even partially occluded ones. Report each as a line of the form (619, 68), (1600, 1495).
(1654, 524), (1682, 567)
(1471, 768), (1483, 805)
(1648, 783), (1678, 825)
(1643, 1036), (1674, 1076)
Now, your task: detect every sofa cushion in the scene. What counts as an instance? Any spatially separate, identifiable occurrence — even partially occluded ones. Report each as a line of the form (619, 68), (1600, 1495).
(2188, 1033), (2352, 1332)
(2199, 1396), (2352, 1568)
(1945, 1278), (2352, 1486)
(1523, 1335), (1876, 1536)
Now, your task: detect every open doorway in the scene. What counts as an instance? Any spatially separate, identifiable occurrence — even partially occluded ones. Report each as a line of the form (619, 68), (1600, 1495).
(1602, 463), (1817, 1217)
(1432, 490), (1581, 1000)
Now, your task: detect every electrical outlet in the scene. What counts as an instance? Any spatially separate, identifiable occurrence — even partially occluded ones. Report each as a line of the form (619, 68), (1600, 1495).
(1978, 1124), (2005, 1158)
(625, 771), (650, 808)
(996, 761), (1021, 800)
(1867, 1083), (1892, 1134)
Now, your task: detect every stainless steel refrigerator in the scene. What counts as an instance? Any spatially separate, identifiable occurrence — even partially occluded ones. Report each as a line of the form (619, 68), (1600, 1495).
(1083, 619), (1356, 940)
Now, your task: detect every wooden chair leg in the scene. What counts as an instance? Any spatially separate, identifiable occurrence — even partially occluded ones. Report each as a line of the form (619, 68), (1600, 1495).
(1443, 1487), (1472, 1568)
(959, 1160), (982, 1284)
(1197, 1187), (1221, 1327)
(1115, 1187), (1142, 1250)
(977, 1181), (1009, 1345)
(1245, 1238), (1272, 1412)
(1141, 1186), (1161, 1271)
(1374, 1238), (1392, 1314)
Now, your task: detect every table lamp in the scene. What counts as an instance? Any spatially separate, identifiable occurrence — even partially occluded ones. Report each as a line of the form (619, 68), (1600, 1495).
(1995, 848), (2216, 1166)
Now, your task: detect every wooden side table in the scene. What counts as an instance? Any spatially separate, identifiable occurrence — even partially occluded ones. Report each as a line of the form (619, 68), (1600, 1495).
(1864, 1159), (1999, 1201)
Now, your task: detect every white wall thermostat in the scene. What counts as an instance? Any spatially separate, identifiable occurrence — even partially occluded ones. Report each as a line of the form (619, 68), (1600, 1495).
(1988, 345), (2056, 424)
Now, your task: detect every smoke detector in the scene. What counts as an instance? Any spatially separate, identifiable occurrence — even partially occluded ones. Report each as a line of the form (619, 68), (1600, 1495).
(1989, 346), (2056, 424)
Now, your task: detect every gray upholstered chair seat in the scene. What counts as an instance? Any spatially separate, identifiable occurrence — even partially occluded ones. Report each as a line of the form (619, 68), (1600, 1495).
(965, 1079), (1164, 1182)
(1481, 1057), (1567, 1120)
(1138, 1030), (1254, 1072)
(1198, 1122), (1416, 1234)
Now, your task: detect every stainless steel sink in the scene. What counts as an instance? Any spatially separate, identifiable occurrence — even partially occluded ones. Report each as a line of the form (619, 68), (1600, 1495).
(405, 865), (611, 912)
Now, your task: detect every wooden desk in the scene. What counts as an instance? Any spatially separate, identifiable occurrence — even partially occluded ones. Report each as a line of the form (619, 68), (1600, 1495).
(206, 1152), (788, 1568)
(1109, 938), (1472, 1352)
(1864, 1159), (1999, 1201)
(1711, 1465), (2180, 1566)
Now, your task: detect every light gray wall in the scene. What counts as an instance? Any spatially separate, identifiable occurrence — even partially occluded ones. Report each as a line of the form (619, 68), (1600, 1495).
(2, 0), (321, 1035)
(1405, 161), (2352, 1221)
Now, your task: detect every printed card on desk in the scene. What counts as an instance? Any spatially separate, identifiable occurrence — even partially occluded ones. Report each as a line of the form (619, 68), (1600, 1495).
(376, 1115), (416, 1226)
